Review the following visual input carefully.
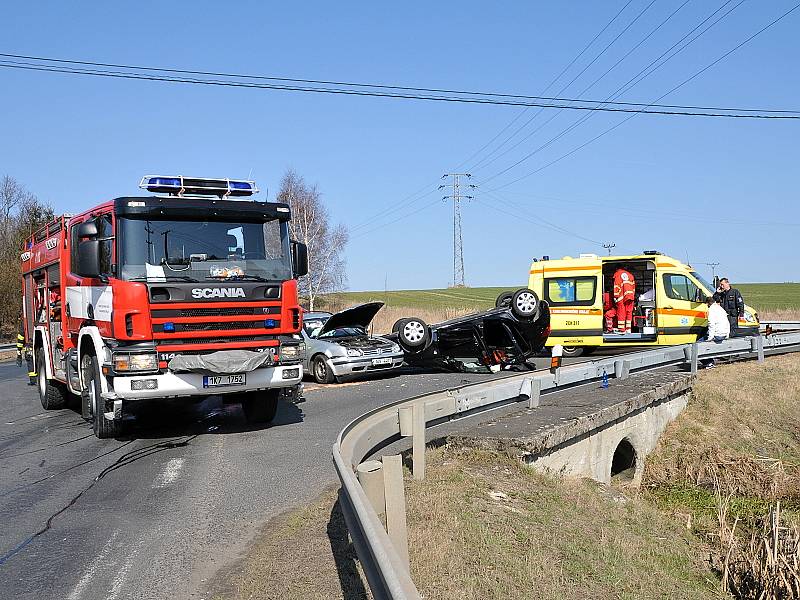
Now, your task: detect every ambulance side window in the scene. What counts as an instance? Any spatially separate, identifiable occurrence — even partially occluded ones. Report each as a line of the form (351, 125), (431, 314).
(663, 274), (702, 302)
(545, 276), (596, 306)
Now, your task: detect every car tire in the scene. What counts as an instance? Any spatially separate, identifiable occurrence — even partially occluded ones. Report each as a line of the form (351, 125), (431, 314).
(36, 347), (68, 410)
(560, 346), (585, 358)
(82, 353), (121, 439)
(312, 355), (336, 384)
(495, 291), (514, 308)
(241, 389), (280, 424)
(396, 317), (429, 352)
(391, 319), (405, 334)
(511, 288), (540, 320)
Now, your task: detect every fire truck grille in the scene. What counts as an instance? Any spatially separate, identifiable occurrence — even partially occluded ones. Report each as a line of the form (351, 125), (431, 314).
(155, 335), (277, 346)
(152, 306), (278, 318)
(179, 321), (264, 332)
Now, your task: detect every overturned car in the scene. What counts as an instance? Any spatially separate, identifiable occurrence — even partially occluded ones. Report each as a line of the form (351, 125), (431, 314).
(388, 288), (550, 372)
(301, 302), (405, 384)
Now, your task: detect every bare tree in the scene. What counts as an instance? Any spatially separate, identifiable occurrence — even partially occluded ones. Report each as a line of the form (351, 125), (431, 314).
(276, 170), (348, 310)
(0, 176), (53, 338)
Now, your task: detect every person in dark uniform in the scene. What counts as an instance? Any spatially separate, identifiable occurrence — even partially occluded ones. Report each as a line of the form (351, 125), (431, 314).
(718, 277), (744, 337)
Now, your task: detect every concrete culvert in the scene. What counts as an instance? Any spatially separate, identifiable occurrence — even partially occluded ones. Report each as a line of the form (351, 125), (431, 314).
(610, 438), (637, 480)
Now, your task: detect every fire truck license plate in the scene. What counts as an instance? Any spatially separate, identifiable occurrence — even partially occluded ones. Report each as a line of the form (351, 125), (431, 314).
(203, 374), (246, 388)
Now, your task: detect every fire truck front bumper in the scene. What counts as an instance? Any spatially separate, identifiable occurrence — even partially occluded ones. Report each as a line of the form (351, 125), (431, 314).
(109, 364), (303, 400)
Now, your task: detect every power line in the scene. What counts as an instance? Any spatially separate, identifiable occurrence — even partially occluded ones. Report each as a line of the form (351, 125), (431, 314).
(471, 0), (695, 173)
(485, 1), (800, 192)
(0, 56), (798, 119)
(453, 0), (637, 171)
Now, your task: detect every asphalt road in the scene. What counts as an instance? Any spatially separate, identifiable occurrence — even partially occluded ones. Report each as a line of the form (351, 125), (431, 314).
(0, 348), (631, 599)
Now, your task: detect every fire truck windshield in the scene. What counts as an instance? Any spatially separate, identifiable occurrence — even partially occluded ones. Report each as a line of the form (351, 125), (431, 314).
(118, 217), (292, 282)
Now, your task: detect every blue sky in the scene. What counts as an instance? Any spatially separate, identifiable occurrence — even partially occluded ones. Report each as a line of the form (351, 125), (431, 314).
(1, 1), (798, 290)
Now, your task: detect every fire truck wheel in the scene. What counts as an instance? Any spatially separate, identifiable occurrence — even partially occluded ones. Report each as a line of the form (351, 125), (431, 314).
(311, 355), (336, 384)
(241, 389), (280, 424)
(36, 347), (68, 410)
(82, 353), (121, 439)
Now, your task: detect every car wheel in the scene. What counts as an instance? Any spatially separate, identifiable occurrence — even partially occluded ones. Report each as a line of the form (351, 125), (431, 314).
(312, 355), (336, 384)
(37, 347), (68, 410)
(511, 288), (539, 320)
(241, 389), (280, 424)
(391, 319), (405, 333)
(495, 291), (514, 308)
(396, 317), (429, 351)
(560, 346), (585, 358)
(82, 353), (121, 439)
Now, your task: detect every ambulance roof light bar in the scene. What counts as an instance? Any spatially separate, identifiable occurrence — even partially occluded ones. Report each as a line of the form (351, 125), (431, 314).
(139, 175), (259, 198)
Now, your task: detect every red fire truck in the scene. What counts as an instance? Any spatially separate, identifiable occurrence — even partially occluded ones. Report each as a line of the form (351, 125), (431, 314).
(20, 175), (308, 438)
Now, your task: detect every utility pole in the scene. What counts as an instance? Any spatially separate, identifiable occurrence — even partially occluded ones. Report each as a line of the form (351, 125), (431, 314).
(440, 173), (474, 288)
(602, 242), (616, 255)
(703, 262), (720, 281)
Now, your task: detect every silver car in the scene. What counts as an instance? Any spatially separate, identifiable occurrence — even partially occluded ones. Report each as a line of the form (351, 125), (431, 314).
(301, 302), (405, 384)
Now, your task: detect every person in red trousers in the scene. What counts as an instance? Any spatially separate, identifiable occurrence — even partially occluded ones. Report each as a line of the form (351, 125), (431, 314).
(613, 267), (636, 333)
(603, 291), (616, 332)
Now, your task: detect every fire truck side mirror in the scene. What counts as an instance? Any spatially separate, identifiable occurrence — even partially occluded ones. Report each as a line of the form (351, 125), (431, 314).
(77, 220), (100, 238)
(75, 239), (102, 279)
(291, 241), (308, 278)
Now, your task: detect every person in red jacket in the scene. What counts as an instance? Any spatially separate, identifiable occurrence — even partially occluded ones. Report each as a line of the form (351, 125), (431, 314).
(613, 267), (636, 333)
(603, 291), (616, 332)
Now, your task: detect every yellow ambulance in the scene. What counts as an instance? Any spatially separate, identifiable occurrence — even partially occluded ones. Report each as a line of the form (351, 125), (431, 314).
(527, 251), (760, 357)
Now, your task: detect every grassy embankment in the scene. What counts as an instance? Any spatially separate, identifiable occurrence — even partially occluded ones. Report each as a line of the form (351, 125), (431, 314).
(320, 282), (800, 332)
(210, 355), (800, 600)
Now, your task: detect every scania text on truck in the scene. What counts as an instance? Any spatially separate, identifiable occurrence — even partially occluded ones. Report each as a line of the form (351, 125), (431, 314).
(20, 175), (309, 438)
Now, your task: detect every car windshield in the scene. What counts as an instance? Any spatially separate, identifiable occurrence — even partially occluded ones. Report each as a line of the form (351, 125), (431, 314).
(303, 318), (330, 338)
(118, 217), (291, 282)
(689, 271), (715, 295)
(318, 326), (367, 339)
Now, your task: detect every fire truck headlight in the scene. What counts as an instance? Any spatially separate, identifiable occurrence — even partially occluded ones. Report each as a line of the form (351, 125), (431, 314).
(279, 343), (304, 362)
(114, 353), (159, 372)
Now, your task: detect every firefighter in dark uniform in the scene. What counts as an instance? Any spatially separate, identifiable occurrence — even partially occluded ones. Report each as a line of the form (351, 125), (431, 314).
(718, 277), (744, 337)
(17, 321), (35, 385)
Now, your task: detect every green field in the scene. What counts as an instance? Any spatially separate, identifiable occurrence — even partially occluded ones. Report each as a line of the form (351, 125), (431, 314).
(323, 282), (800, 313)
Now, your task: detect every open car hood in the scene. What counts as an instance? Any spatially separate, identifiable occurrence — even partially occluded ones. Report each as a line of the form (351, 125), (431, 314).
(317, 302), (384, 336)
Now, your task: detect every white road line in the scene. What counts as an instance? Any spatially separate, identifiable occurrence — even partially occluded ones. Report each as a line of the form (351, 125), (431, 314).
(154, 457), (185, 488)
(107, 541), (143, 600)
(67, 530), (119, 600)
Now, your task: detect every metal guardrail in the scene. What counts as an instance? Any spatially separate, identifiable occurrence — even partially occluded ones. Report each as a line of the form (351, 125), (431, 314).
(0, 343), (15, 352)
(332, 331), (800, 600)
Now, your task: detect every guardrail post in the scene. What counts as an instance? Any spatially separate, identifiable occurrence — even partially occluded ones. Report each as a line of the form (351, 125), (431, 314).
(356, 460), (386, 527)
(690, 342), (698, 375)
(523, 377), (541, 409)
(757, 335), (765, 363)
(614, 359), (631, 380)
(412, 403), (426, 480)
(382, 454), (410, 568)
(398, 406), (413, 437)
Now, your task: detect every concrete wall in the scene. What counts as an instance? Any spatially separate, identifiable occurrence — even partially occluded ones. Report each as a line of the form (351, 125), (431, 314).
(525, 391), (689, 485)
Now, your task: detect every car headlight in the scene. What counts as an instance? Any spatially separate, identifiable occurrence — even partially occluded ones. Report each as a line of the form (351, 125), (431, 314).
(113, 353), (158, 372)
(347, 348), (363, 357)
(742, 311), (757, 323)
(391, 343), (402, 353)
(280, 342), (305, 362)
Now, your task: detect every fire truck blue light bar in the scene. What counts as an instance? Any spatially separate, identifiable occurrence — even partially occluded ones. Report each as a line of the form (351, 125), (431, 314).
(139, 175), (258, 198)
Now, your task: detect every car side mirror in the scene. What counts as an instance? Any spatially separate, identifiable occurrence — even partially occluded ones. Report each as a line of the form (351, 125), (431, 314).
(75, 240), (102, 278)
(291, 241), (308, 278)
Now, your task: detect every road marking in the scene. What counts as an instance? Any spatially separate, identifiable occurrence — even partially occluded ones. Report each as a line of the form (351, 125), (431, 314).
(154, 457), (185, 488)
(67, 530), (119, 600)
(107, 540), (143, 600)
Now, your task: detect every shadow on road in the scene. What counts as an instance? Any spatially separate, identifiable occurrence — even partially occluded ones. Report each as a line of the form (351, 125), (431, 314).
(327, 496), (370, 600)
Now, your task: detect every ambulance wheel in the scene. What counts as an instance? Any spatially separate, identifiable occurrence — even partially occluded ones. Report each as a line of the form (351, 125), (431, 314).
(36, 347), (68, 410)
(495, 291), (514, 308)
(396, 318), (429, 352)
(241, 389), (280, 424)
(560, 346), (585, 358)
(82, 353), (121, 439)
(511, 289), (539, 320)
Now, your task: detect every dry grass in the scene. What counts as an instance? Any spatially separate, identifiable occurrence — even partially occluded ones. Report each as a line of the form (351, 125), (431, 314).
(758, 308), (800, 321)
(207, 487), (371, 600)
(405, 445), (723, 600)
(644, 354), (800, 599)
